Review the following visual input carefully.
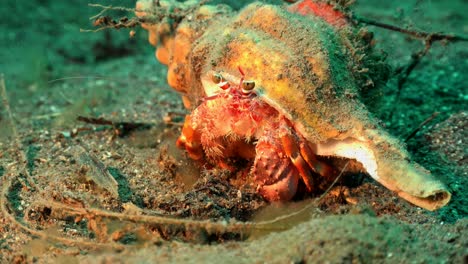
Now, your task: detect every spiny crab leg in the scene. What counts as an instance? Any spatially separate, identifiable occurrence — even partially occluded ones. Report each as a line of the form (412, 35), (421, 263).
(280, 122), (337, 193)
(279, 125), (315, 192)
(298, 140), (336, 182)
(253, 139), (300, 201)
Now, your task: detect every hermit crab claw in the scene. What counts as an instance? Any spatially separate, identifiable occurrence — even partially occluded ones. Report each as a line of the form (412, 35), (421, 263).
(315, 128), (451, 211)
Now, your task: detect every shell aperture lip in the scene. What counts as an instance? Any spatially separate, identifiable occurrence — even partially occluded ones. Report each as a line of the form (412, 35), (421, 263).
(316, 138), (379, 180)
(315, 135), (451, 211)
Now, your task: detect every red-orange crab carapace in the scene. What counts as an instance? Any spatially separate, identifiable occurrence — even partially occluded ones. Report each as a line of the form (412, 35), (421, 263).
(136, 0), (451, 210)
(176, 67), (336, 201)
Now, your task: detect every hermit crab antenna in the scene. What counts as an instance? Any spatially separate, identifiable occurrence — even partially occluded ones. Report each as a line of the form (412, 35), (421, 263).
(238, 66), (245, 77)
(238, 66), (246, 87)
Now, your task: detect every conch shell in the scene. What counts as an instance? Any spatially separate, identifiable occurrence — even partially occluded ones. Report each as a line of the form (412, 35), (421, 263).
(136, 0), (451, 210)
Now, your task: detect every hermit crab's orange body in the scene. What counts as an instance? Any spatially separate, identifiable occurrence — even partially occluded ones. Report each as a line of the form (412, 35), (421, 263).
(177, 68), (335, 201)
(136, 0), (451, 210)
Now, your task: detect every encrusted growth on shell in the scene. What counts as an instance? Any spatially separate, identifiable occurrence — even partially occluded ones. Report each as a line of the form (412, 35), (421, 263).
(136, 0), (451, 210)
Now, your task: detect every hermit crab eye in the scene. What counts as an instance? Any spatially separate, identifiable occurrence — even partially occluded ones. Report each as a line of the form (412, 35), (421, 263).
(240, 80), (256, 96)
(212, 73), (231, 90)
(211, 73), (224, 84)
(242, 80), (255, 91)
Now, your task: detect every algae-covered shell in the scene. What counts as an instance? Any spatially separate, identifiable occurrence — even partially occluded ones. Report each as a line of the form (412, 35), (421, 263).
(137, 1), (451, 210)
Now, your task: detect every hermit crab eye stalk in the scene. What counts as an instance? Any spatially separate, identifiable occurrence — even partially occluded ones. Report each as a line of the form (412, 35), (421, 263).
(241, 80), (255, 95)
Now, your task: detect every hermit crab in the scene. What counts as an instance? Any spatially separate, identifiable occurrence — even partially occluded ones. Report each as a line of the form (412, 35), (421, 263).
(136, 0), (451, 210)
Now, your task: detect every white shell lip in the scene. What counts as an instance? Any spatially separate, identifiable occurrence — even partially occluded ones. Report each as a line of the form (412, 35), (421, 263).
(316, 138), (379, 180)
(316, 136), (451, 211)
